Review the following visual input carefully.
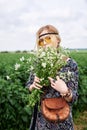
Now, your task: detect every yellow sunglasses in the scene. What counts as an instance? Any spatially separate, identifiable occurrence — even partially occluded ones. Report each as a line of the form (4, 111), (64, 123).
(38, 36), (51, 46)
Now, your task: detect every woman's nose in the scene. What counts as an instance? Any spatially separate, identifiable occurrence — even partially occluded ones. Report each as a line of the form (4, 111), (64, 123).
(42, 42), (48, 48)
(43, 40), (47, 45)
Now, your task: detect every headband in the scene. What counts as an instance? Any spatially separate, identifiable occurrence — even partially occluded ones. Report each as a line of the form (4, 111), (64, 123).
(39, 32), (58, 38)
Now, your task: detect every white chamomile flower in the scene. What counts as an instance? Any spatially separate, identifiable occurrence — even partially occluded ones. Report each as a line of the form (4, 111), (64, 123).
(20, 56), (24, 61)
(40, 52), (45, 57)
(42, 63), (46, 68)
(6, 75), (10, 80)
(15, 63), (20, 70)
(40, 78), (44, 81)
(51, 63), (53, 67)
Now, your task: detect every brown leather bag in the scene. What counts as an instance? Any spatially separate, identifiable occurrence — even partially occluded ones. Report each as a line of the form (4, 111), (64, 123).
(41, 97), (70, 122)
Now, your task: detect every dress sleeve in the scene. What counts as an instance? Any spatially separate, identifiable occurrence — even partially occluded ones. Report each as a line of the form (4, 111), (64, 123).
(25, 72), (35, 88)
(58, 58), (79, 104)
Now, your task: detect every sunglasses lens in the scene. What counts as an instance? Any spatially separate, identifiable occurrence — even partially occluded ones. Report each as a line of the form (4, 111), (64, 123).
(38, 39), (44, 46)
(45, 36), (51, 43)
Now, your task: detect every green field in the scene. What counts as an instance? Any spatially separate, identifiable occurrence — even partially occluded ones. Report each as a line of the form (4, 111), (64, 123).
(1, 49), (87, 65)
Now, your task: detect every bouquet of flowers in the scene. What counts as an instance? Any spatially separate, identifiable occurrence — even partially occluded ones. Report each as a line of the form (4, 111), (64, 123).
(28, 47), (69, 107)
(31, 47), (68, 85)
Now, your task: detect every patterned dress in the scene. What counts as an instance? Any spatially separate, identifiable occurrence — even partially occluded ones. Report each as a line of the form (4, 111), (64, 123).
(26, 58), (79, 130)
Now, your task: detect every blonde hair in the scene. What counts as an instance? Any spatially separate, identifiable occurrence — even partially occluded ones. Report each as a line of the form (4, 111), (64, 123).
(34, 25), (61, 50)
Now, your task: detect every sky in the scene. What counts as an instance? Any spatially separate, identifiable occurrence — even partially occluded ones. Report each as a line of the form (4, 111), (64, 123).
(0, 0), (87, 51)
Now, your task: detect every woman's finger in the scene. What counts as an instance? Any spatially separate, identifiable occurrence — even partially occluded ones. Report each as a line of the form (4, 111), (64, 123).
(33, 81), (42, 89)
(34, 85), (40, 89)
(35, 76), (40, 80)
(34, 78), (40, 83)
(48, 77), (56, 86)
(34, 76), (40, 83)
(56, 76), (60, 81)
(32, 84), (40, 89)
(48, 77), (53, 81)
(35, 83), (42, 88)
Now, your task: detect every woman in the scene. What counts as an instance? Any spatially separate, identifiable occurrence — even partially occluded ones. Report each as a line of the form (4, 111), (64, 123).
(26, 25), (79, 130)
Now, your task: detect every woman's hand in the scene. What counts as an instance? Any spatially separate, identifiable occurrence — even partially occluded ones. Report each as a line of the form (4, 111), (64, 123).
(48, 76), (68, 94)
(29, 76), (42, 91)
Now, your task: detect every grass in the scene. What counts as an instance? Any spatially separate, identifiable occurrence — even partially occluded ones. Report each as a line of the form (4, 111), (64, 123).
(74, 111), (87, 130)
